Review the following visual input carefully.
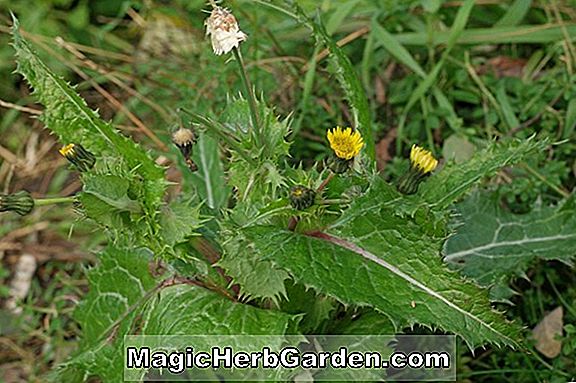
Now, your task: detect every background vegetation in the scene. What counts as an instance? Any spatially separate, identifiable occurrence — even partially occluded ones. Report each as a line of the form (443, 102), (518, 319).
(0, 0), (575, 382)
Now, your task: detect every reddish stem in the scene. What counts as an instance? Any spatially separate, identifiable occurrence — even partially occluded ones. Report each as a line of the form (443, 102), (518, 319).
(316, 172), (335, 193)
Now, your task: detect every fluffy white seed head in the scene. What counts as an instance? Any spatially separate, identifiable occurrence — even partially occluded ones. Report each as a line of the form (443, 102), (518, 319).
(205, 6), (247, 55)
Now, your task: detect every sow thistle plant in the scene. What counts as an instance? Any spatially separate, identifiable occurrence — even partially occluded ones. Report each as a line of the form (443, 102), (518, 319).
(5, 2), (553, 381)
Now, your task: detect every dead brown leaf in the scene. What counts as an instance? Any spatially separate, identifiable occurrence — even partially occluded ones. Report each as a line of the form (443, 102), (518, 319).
(375, 128), (397, 172)
(532, 306), (563, 358)
(478, 56), (528, 78)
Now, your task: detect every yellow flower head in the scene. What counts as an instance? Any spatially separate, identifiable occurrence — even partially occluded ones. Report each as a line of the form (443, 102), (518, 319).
(59, 143), (96, 172)
(410, 144), (438, 174)
(59, 143), (76, 157)
(327, 127), (364, 160)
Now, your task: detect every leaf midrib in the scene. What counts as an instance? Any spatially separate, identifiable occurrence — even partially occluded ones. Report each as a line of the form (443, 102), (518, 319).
(309, 231), (518, 347)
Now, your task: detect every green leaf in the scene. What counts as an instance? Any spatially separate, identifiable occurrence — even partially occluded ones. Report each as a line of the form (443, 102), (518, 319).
(214, 98), (290, 203)
(420, 137), (545, 210)
(370, 20), (426, 78)
(140, 284), (297, 335)
(325, 0), (361, 35)
(245, 217), (522, 348)
(82, 174), (141, 213)
(444, 192), (576, 301)
(394, 0), (474, 151)
(442, 134), (475, 163)
(393, 24), (576, 45)
(158, 200), (203, 246)
(241, 138), (544, 348)
(564, 98), (576, 139)
(53, 246), (156, 382)
(131, 284), (300, 382)
(401, 0), (474, 114)
(75, 247), (156, 346)
(56, 247), (298, 382)
(187, 133), (229, 211)
(280, 281), (337, 333)
(421, 0), (442, 14)
(370, 21), (463, 134)
(495, 0), (532, 27)
(335, 310), (396, 335)
(12, 17), (165, 207)
(219, 231), (290, 302)
(496, 84), (520, 131)
(78, 173), (143, 232)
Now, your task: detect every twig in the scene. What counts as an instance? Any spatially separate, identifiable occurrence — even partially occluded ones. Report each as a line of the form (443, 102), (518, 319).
(55, 37), (172, 123)
(301, 26), (370, 72)
(31, 38), (168, 151)
(0, 99), (42, 115)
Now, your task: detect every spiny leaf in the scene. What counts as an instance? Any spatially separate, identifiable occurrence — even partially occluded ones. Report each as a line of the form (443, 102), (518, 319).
(75, 247), (156, 344)
(243, 136), (546, 349)
(11, 17), (165, 207)
(279, 281), (337, 334)
(158, 199), (204, 247)
(219, 231), (290, 303)
(52, 246), (156, 382)
(140, 284), (297, 335)
(55, 246), (298, 382)
(444, 192), (576, 301)
(77, 171), (154, 246)
(419, 137), (546, 210)
(271, 1), (375, 163)
(245, 217), (523, 349)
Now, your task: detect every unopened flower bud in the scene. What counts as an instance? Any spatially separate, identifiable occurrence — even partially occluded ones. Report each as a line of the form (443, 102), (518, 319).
(397, 144), (438, 195)
(0, 191), (35, 216)
(205, 6), (247, 55)
(59, 143), (96, 172)
(289, 185), (316, 210)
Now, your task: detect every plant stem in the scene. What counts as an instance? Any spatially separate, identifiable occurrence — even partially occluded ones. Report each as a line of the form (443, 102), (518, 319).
(232, 47), (264, 151)
(317, 172), (335, 193)
(34, 196), (76, 206)
(319, 198), (350, 205)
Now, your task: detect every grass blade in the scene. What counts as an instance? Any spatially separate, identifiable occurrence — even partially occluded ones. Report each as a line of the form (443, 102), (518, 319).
(495, 0), (532, 27)
(394, 24), (576, 45)
(325, 0), (361, 35)
(259, 0), (375, 163)
(370, 19), (426, 78)
(397, 0), (475, 152)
